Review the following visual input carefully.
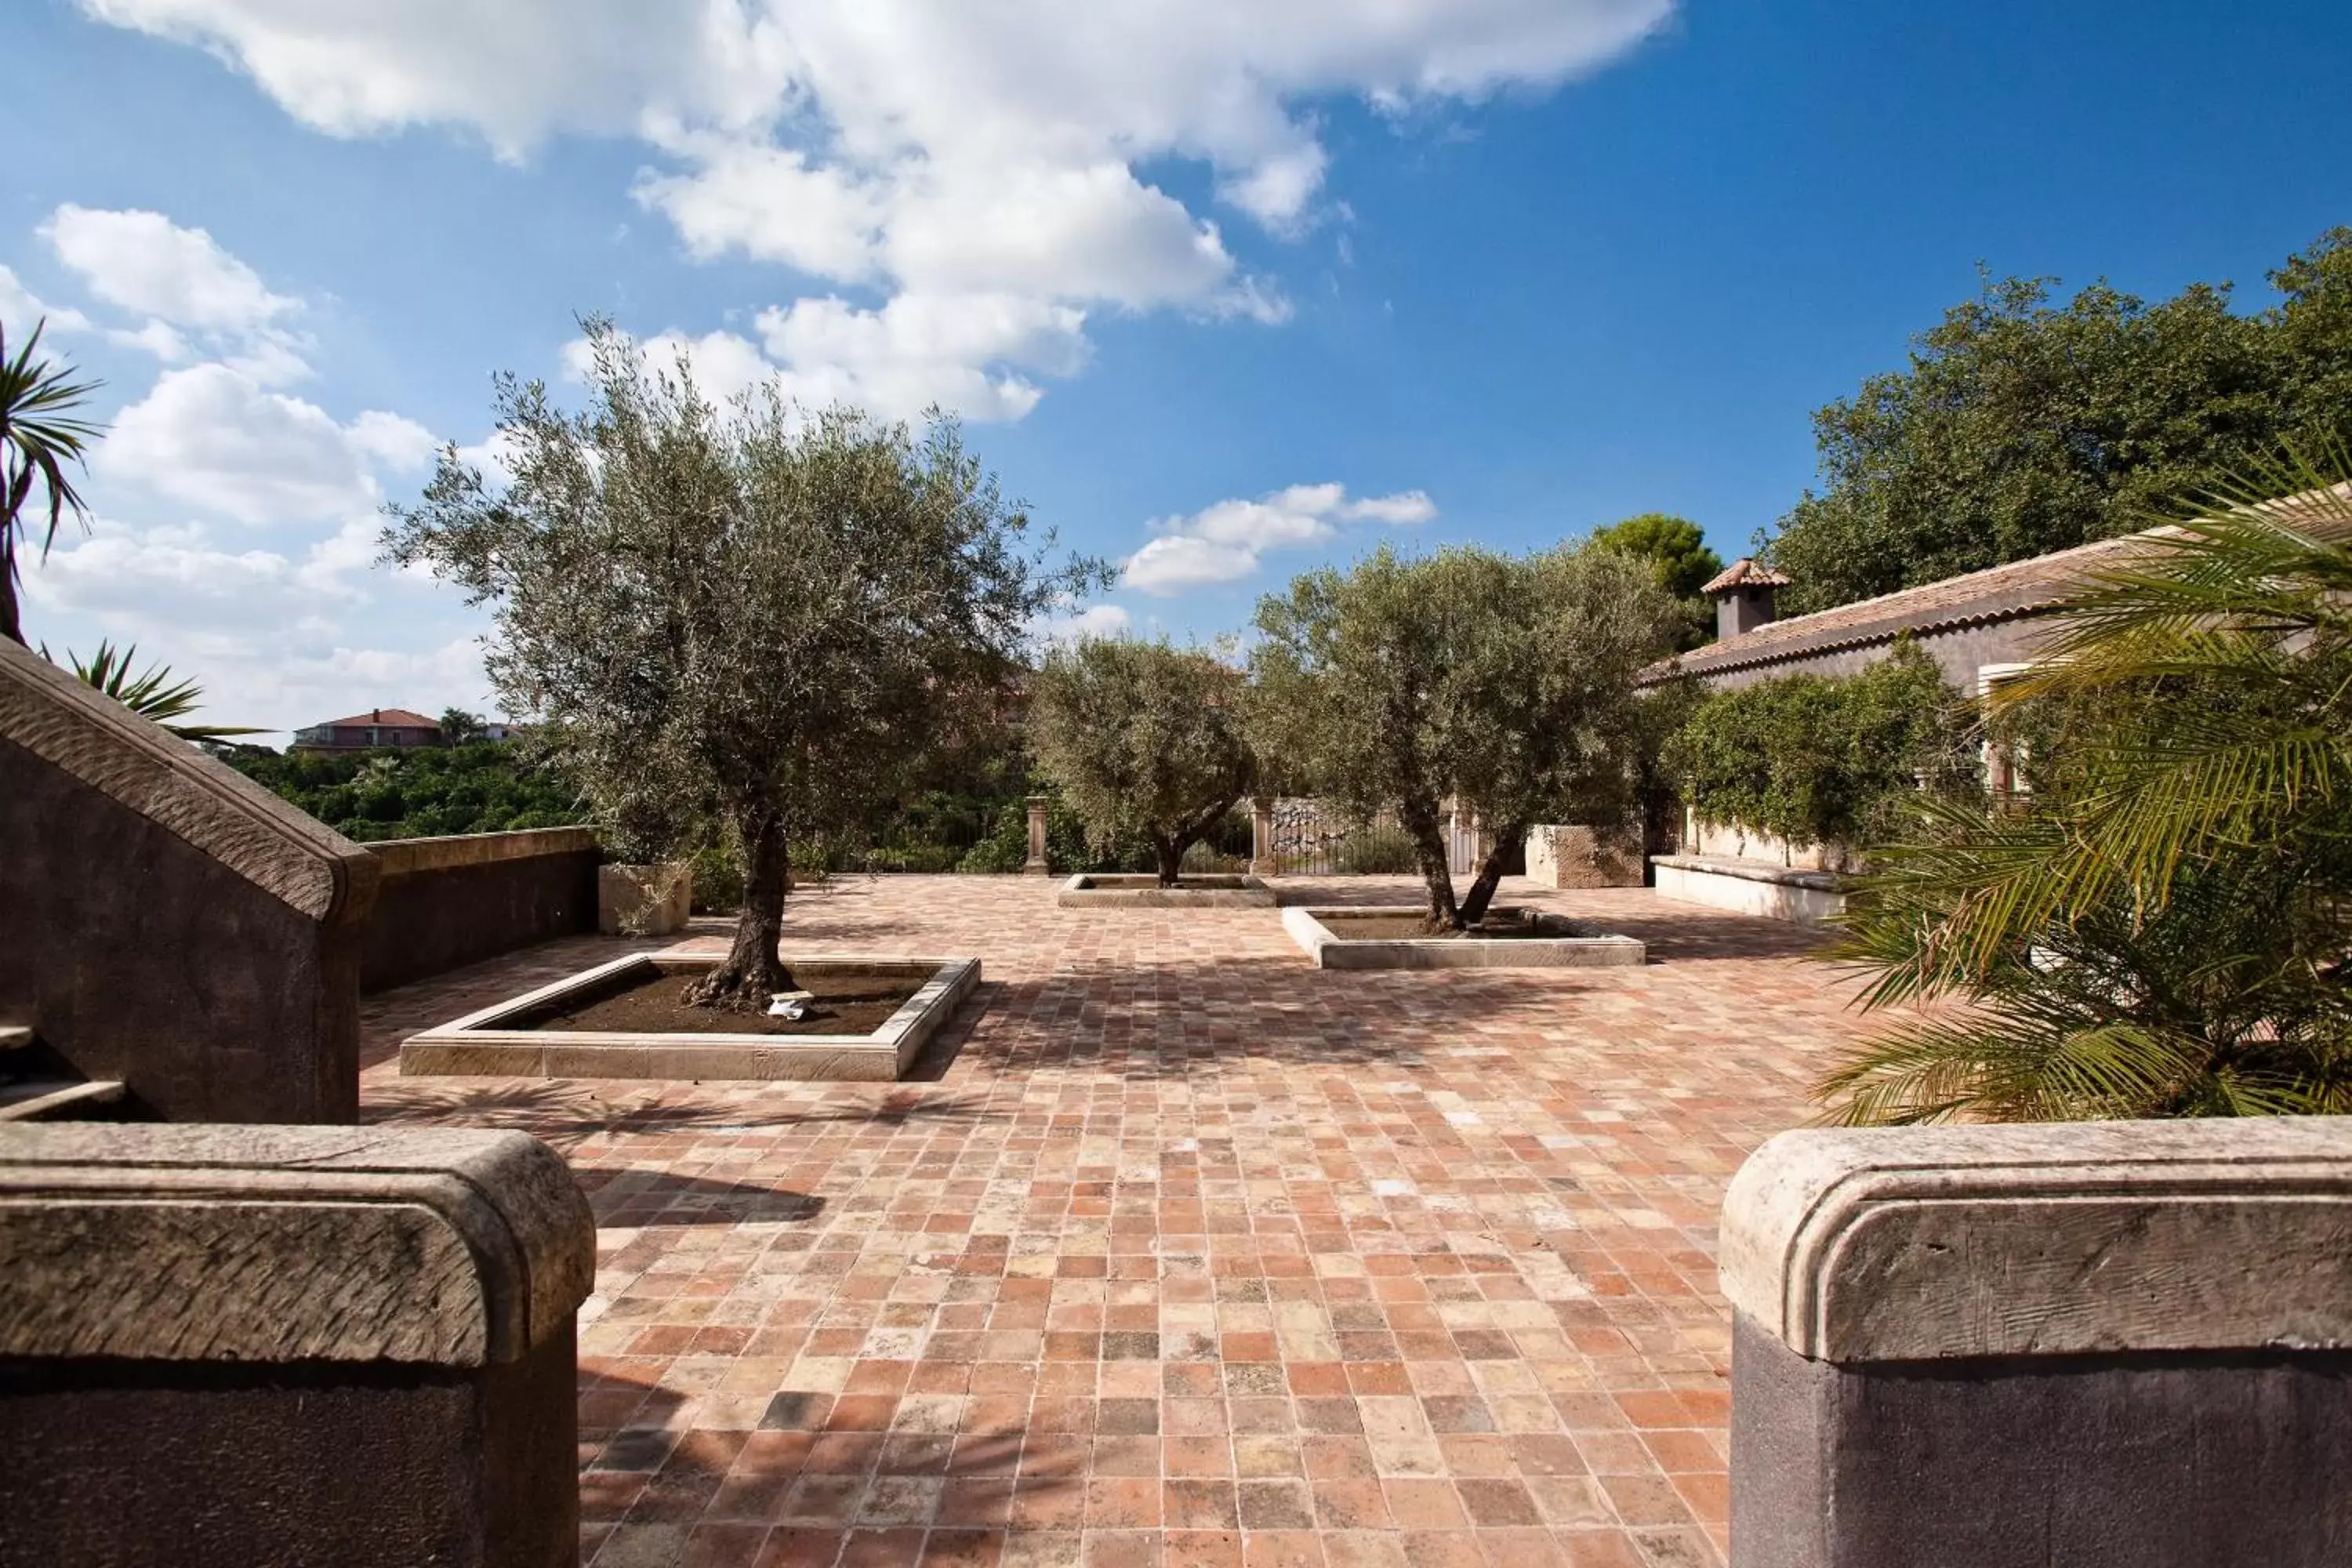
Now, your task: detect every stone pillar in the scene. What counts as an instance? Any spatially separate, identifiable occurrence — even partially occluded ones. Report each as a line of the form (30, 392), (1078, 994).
(0, 1123), (596, 1568)
(1024, 796), (1051, 875)
(1720, 1120), (2352, 1568)
(1249, 796), (1276, 877)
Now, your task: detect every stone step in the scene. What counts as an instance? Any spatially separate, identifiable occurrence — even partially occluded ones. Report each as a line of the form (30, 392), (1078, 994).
(0, 1026), (34, 1054)
(0, 1079), (128, 1121)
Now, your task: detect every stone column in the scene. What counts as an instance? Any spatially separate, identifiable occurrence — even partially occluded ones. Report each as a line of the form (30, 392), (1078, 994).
(1720, 1120), (2352, 1568)
(1249, 796), (1276, 877)
(1024, 796), (1051, 875)
(0, 1123), (596, 1568)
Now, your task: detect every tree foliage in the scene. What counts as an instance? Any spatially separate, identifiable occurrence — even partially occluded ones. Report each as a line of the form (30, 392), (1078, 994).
(1025, 637), (1255, 884)
(1764, 230), (2352, 613)
(1591, 513), (1722, 650)
(385, 319), (1096, 1007)
(1666, 640), (1969, 859)
(1252, 543), (1679, 928)
(437, 706), (488, 746)
(229, 742), (588, 842)
(1819, 456), (2352, 1124)
(0, 321), (102, 645)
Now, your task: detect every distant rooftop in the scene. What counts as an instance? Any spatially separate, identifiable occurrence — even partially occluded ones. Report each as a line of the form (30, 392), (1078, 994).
(311, 708), (441, 730)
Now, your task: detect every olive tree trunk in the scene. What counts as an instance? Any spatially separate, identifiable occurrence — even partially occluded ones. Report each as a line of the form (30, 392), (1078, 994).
(1455, 818), (1528, 927)
(684, 796), (794, 1009)
(1398, 799), (1461, 931)
(1149, 794), (1246, 887)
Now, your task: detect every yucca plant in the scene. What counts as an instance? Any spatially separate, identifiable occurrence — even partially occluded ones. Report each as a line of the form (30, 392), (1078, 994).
(1, 319), (103, 645)
(1818, 452), (2352, 1123)
(53, 640), (267, 746)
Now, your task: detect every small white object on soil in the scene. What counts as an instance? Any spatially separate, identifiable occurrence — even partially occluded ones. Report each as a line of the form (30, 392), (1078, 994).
(767, 989), (815, 1020)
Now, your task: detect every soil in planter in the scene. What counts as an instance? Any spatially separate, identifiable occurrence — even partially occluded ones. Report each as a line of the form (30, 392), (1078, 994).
(524, 971), (926, 1035)
(1320, 911), (1563, 941)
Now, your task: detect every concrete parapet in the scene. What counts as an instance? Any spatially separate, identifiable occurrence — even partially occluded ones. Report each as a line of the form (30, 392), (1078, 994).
(365, 828), (604, 992)
(0, 1122), (594, 1567)
(1722, 1120), (2352, 1567)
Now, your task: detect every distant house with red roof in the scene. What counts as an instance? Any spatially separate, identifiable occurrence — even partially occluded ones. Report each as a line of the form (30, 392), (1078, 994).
(290, 707), (445, 753)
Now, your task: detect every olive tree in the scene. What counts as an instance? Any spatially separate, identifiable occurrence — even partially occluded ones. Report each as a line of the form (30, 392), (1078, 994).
(1026, 637), (1254, 884)
(1252, 543), (1679, 930)
(386, 321), (1094, 1007)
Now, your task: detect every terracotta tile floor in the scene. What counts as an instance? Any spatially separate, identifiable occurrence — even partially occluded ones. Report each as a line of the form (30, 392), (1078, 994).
(361, 875), (1872, 1568)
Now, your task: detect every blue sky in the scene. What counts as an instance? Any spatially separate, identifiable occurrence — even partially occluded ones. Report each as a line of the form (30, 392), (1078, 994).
(9, 0), (2350, 738)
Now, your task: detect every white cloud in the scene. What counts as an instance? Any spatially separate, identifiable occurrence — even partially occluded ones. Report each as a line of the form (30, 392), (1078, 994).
(41, 205), (296, 332)
(1123, 481), (1437, 594)
(102, 364), (423, 527)
(27, 520), (493, 737)
(1039, 602), (1134, 644)
(40, 205), (314, 382)
(1123, 535), (1264, 595)
(347, 410), (442, 471)
(0, 265), (93, 337)
(84, 0), (1672, 418)
(566, 291), (1092, 424)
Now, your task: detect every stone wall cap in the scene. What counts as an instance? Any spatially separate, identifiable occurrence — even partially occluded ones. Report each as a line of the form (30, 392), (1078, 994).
(368, 825), (601, 877)
(1721, 1119), (2352, 1363)
(0, 1123), (594, 1367)
(0, 637), (378, 925)
(1648, 854), (1847, 891)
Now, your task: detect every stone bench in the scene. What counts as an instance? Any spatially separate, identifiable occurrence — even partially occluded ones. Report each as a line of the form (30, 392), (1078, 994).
(0, 1123), (595, 1568)
(1721, 1119), (2352, 1567)
(1650, 852), (1848, 924)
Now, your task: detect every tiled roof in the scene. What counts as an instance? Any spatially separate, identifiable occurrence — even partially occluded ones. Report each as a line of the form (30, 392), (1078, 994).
(1646, 480), (2352, 685)
(1700, 558), (1791, 593)
(1646, 529), (2176, 684)
(314, 708), (441, 729)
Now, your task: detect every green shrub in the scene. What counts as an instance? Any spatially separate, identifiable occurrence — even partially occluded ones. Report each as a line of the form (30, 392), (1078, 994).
(1667, 640), (1970, 853)
(225, 742), (588, 842)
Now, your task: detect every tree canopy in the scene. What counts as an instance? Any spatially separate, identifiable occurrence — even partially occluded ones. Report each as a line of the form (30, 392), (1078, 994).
(386, 320), (1096, 1007)
(1252, 542), (1679, 928)
(1763, 229), (2352, 614)
(1590, 513), (1722, 650)
(1025, 637), (1255, 885)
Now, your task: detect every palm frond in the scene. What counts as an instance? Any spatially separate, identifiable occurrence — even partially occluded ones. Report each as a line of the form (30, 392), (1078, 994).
(53, 641), (267, 744)
(0, 318), (104, 561)
(1820, 448), (2352, 1125)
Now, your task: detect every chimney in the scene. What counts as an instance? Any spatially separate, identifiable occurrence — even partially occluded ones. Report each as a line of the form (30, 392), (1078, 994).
(1702, 559), (1791, 640)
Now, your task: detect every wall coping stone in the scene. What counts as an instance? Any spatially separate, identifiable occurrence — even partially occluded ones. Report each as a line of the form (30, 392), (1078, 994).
(0, 638), (378, 926)
(0, 1123), (593, 1366)
(368, 826), (600, 877)
(1648, 853), (1847, 892)
(1722, 1120), (2352, 1363)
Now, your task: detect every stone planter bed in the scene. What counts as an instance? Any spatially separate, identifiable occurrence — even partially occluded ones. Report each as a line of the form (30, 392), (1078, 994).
(399, 949), (979, 1081)
(1281, 904), (1645, 970)
(1055, 872), (1279, 909)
